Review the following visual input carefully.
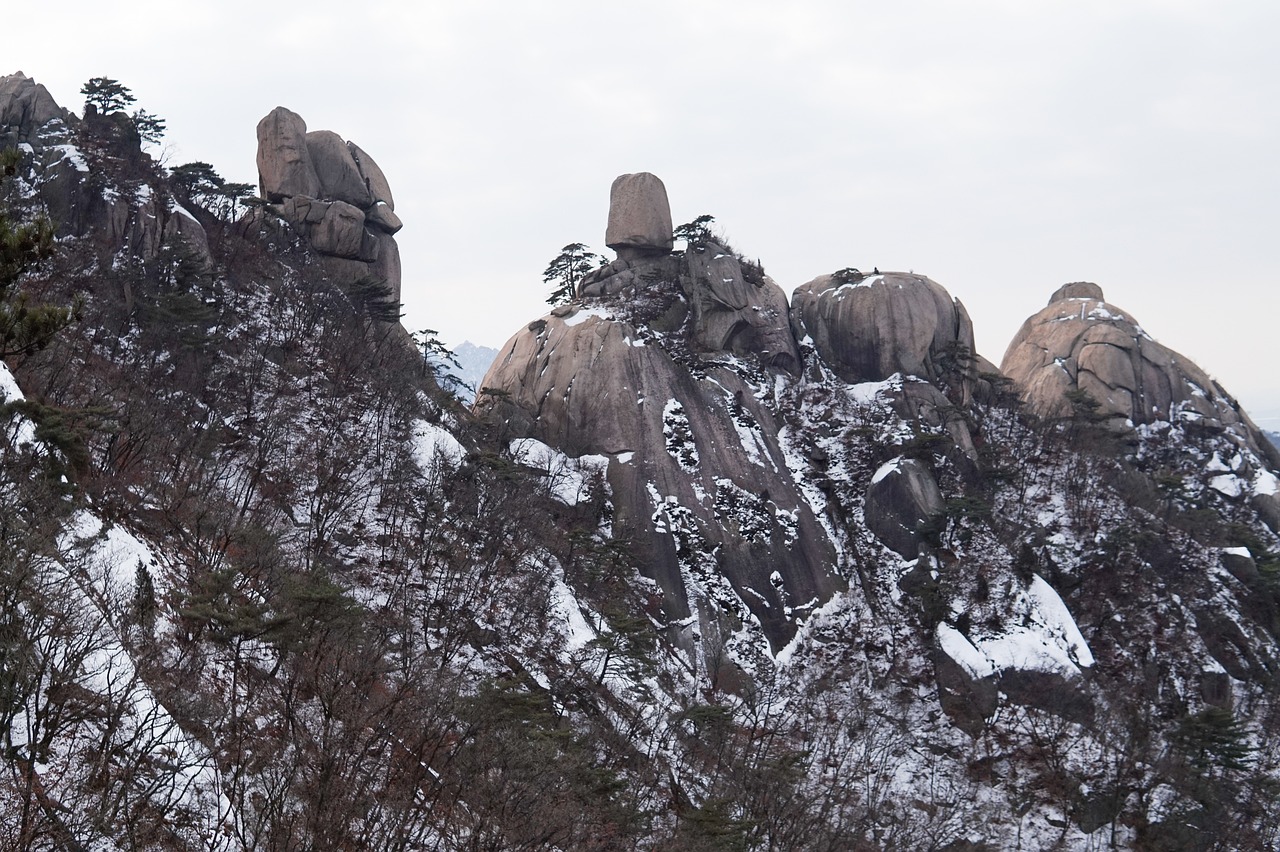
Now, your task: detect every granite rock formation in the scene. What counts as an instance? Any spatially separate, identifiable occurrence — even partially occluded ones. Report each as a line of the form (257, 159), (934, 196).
(0, 71), (211, 271)
(256, 107), (403, 303)
(1003, 283), (1251, 430)
(791, 269), (977, 391)
(0, 71), (65, 146)
(1004, 283), (1280, 530)
(604, 172), (673, 261)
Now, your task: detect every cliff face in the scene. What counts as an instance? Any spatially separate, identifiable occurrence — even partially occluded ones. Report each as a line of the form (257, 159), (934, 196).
(8, 74), (1280, 849)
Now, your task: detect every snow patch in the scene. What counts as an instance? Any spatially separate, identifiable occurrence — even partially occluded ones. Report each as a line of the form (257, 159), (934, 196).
(510, 437), (609, 505)
(938, 623), (995, 679)
(871, 456), (904, 485)
(561, 306), (614, 327)
(1254, 467), (1279, 497)
(411, 419), (465, 469)
(1210, 474), (1244, 498)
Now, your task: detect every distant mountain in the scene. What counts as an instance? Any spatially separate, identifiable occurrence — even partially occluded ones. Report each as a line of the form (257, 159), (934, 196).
(446, 341), (498, 403)
(1267, 430), (1280, 450)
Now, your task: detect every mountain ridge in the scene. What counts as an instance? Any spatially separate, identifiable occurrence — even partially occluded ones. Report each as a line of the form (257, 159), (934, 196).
(4, 72), (1280, 850)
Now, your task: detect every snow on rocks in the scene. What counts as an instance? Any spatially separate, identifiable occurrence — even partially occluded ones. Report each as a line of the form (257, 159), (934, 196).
(509, 437), (609, 505)
(0, 360), (38, 448)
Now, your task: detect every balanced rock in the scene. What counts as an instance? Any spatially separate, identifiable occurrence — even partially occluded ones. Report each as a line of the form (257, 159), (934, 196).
(791, 271), (977, 387)
(605, 172), (673, 260)
(254, 107), (403, 307)
(306, 130), (373, 208)
(256, 107), (321, 202)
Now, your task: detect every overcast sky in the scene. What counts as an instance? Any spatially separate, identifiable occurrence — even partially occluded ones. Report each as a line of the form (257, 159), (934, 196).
(8, 0), (1279, 426)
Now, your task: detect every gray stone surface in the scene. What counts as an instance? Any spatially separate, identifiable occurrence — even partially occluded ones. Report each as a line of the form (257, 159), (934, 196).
(370, 231), (402, 303)
(605, 172), (673, 259)
(1002, 289), (1231, 425)
(684, 242), (800, 370)
(310, 200), (367, 258)
(306, 130), (373, 208)
(365, 202), (403, 235)
(347, 141), (394, 209)
(0, 72), (64, 143)
(256, 107), (321, 202)
(864, 457), (944, 557)
(791, 271), (977, 389)
(1049, 281), (1105, 303)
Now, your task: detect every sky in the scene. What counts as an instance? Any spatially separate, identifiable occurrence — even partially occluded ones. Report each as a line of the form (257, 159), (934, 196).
(7, 0), (1279, 427)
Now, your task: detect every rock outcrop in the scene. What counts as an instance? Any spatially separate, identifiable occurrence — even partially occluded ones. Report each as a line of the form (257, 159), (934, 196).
(0, 72), (211, 272)
(481, 176), (842, 654)
(1004, 283), (1280, 530)
(791, 270), (977, 394)
(0, 72), (65, 147)
(256, 107), (321, 202)
(255, 107), (403, 303)
(605, 172), (673, 261)
(1003, 283), (1251, 429)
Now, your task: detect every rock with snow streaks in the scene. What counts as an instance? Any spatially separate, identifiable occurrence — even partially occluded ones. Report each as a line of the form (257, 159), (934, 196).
(605, 172), (673, 260)
(1003, 284), (1249, 430)
(791, 271), (978, 394)
(0, 71), (64, 145)
(478, 301), (841, 652)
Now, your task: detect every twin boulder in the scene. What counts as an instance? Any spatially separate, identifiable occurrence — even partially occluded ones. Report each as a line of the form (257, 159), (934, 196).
(256, 107), (402, 303)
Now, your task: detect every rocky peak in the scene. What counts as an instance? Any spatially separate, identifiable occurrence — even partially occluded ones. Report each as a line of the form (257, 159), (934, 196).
(1002, 283), (1280, 528)
(0, 71), (65, 147)
(1049, 280), (1106, 303)
(1003, 284), (1235, 428)
(255, 106), (402, 302)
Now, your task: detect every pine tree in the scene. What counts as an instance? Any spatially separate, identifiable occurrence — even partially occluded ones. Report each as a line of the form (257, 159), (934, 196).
(80, 77), (136, 115)
(542, 242), (602, 306)
(0, 150), (70, 358)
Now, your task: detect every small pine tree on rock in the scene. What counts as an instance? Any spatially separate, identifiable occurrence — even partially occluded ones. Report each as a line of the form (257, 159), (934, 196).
(80, 77), (136, 115)
(543, 243), (603, 306)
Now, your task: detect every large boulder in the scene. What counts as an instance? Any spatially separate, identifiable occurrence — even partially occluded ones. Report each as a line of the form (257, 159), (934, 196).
(306, 130), (374, 208)
(309, 200), (367, 258)
(256, 107), (321, 202)
(791, 271), (977, 389)
(605, 172), (673, 260)
(865, 456), (944, 557)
